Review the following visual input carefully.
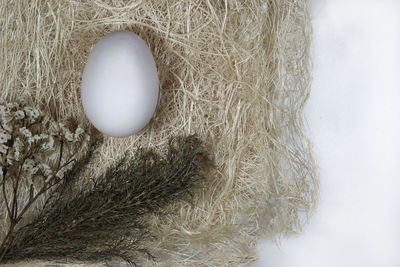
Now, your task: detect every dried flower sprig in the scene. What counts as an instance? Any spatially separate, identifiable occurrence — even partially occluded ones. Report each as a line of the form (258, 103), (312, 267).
(2, 135), (211, 266)
(0, 101), (91, 262)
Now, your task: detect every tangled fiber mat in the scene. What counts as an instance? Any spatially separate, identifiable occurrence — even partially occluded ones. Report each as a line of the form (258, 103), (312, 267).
(0, 0), (318, 266)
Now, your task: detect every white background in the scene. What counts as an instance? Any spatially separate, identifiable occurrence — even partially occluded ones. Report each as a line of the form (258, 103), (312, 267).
(256, 0), (400, 266)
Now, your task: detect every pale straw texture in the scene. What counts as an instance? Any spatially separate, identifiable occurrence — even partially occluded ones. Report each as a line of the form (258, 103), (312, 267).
(0, 0), (318, 266)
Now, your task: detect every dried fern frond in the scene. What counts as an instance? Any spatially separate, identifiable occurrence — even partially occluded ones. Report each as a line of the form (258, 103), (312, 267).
(2, 135), (212, 265)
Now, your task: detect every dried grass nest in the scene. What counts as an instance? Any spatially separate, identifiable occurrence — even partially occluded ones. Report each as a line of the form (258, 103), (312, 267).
(0, 0), (318, 266)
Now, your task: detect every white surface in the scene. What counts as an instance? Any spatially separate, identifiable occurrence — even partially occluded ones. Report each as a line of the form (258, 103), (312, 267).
(81, 31), (159, 137)
(256, 1), (400, 266)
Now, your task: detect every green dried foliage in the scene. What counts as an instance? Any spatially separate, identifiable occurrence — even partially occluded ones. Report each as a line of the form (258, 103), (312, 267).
(2, 135), (212, 266)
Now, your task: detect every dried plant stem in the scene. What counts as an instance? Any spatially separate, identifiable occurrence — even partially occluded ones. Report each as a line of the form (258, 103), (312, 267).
(0, 147), (63, 261)
(2, 135), (211, 265)
(0, 224), (14, 262)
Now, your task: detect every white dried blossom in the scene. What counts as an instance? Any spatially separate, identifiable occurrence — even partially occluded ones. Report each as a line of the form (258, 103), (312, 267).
(2, 122), (12, 133)
(13, 137), (24, 151)
(14, 150), (21, 162)
(32, 133), (51, 142)
(55, 169), (64, 179)
(12, 137), (24, 161)
(0, 143), (7, 154)
(0, 134), (6, 144)
(41, 135), (55, 150)
(23, 107), (40, 123)
(59, 123), (71, 138)
(40, 133), (49, 139)
(24, 107), (32, 117)
(19, 127), (32, 138)
(31, 109), (40, 119)
(73, 126), (85, 142)
(15, 110), (25, 120)
(0, 131), (10, 144)
(75, 127), (84, 135)
(23, 159), (38, 175)
(39, 163), (53, 177)
(27, 137), (34, 145)
(24, 107), (40, 119)
(65, 131), (74, 142)
(6, 153), (13, 165)
(55, 164), (72, 179)
(48, 135), (55, 147)
(28, 133), (49, 145)
(1, 101), (91, 194)
(30, 134), (42, 143)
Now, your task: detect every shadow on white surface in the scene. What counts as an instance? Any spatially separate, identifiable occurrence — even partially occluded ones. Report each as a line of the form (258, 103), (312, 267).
(256, 1), (400, 266)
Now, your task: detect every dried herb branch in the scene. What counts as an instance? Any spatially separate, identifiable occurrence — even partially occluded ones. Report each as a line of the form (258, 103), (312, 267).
(0, 101), (91, 262)
(2, 135), (212, 265)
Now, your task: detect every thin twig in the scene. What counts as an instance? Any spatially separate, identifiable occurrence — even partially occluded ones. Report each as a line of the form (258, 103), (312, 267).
(1, 178), (11, 219)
